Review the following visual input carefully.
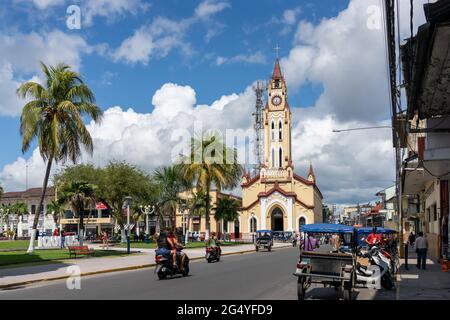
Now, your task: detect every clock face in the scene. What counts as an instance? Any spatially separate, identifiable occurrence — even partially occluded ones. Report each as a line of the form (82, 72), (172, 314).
(272, 96), (282, 106)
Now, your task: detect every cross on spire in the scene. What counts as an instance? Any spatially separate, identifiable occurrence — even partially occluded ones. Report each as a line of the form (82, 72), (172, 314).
(273, 43), (281, 59)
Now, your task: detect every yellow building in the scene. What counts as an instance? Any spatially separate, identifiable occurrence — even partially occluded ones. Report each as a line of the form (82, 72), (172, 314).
(239, 59), (323, 238)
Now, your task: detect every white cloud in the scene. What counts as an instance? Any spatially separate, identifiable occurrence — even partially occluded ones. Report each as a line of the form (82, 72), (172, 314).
(82, 0), (150, 26)
(195, 0), (230, 19)
(30, 0), (65, 9)
(112, 0), (230, 65)
(0, 30), (92, 74)
(215, 51), (266, 66)
(281, 0), (428, 122)
(0, 64), (23, 117)
(0, 30), (96, 117)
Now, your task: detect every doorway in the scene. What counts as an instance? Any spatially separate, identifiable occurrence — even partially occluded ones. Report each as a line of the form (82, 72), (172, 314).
(271, 207), (284, 231)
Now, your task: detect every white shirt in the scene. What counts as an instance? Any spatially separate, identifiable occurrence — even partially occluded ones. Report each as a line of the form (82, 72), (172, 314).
(415, 236), (428, 250)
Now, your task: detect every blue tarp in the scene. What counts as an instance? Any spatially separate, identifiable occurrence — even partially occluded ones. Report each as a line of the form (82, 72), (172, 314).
(256, 230), (272, 233)
(300, 223), (354, 234)
(357, 227), (397, 234)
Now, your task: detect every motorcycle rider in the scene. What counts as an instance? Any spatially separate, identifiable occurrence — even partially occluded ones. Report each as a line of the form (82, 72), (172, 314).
(206, 233), (221, 257)
(167, 230), (186, 270)
(156, 230), (172, 258)
(366, 226), (382, 247)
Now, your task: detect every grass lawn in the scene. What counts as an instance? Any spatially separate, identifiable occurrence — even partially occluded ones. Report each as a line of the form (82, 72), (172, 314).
(0, 240), (34, 250)
(0, 249), (129, 267)
(115, 241), (249, 249)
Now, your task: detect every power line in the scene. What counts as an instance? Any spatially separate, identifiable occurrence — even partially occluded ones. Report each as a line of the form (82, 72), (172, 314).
(332, 126), (391, 133)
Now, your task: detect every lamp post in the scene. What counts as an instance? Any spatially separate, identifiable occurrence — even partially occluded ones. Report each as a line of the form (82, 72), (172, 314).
(123, 196), (132, 254)
(139, 205), (155, 236)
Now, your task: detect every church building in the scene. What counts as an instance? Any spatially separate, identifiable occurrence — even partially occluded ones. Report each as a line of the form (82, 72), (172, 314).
(239, 59), (323, 236)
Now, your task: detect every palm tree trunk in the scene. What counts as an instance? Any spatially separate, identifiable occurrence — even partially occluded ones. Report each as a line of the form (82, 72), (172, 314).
(205, 183), (211, 241)
(79, 211), (84, 246)
(27, 157), (53, 253)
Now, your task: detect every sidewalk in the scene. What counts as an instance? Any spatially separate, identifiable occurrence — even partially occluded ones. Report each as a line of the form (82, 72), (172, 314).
(0, 242), (291, 289)
(393, 247), (450, 300)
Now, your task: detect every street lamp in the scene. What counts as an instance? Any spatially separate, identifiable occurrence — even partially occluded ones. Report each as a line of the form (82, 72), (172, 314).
(139, 205), (155, 237)
(122, 196), (132, 254)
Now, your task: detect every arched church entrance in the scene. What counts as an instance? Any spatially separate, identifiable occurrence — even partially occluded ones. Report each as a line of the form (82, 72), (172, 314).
(271, 207), (284, 231)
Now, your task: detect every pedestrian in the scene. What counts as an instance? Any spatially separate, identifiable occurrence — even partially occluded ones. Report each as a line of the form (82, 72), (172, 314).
(409, 231), (416, 246)
(102, 231), (109, 250)
(60, 230), (66, 248)
(415, 232), (428, 270)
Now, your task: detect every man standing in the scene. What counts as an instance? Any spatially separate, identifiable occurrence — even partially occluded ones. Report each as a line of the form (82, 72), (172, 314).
(415, 232), (429, 270)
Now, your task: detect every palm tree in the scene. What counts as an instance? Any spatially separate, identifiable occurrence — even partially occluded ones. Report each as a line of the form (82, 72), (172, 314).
(153, 165), (189, 232)
(47, 200), (65, 228)
(213, 196), (240, 237)
(58, 181), (97, 246)
(17, 62), (102, 253)
(184, 190), (207, 243)
(180, 134), (243, 240)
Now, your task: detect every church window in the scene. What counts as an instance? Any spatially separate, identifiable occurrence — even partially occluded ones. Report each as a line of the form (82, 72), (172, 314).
(271, 121), (275, 140)
(279, 148), (283, 168)
(274, 79), (280, 88)
(299, 217), (306, 231)
(250, 217), (257, 233)
(278, 121), (282, 140)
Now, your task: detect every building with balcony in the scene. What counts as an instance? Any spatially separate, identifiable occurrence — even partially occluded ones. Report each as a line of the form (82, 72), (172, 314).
(395, 0), (450, 260)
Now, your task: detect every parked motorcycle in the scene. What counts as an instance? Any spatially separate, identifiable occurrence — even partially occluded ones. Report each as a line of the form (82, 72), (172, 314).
(155, 249), (190, 280)
(205, 246), (221, 263)
(355, 246), (394, 290)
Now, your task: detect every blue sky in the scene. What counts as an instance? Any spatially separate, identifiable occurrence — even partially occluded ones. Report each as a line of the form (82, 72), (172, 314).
(0, 0), (348, 168)
(2, 0), (424, 205)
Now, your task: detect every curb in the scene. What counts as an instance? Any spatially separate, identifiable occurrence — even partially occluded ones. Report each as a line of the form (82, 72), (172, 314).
(0, 247), (269, 290)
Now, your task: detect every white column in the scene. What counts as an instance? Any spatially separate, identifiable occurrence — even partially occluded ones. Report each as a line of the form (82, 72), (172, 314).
(287, 199), (293, 231)
(260, 198), (266, 230)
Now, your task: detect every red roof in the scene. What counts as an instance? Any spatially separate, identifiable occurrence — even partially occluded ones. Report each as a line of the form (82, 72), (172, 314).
(272, 59), (283, 79)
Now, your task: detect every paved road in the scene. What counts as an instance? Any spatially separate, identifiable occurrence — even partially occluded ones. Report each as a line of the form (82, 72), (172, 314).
(0, 247), (387, 300)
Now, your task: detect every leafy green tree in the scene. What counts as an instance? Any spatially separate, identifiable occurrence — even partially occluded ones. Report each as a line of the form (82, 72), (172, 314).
(58, 181), (97, 246)
(213, 196), (240, 235)
(153, 165), (190, 233)
(102, 161), (157, 242)
(17, 62), (102, 253)
(0, 185), (3, 200)
(180, 134), (243, 240)
(53, 164), (102, 188)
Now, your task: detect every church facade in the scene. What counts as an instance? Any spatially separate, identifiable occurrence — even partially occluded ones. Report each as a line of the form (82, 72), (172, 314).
(239, 59), (323, 237)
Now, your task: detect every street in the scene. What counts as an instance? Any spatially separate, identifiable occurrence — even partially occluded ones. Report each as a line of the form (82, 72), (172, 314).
(0, 247), (391, 300)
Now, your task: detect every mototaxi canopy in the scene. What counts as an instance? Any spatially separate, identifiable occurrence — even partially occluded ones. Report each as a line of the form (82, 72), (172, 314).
(356, 227), (397, 234)
(300, 223), (355, 234)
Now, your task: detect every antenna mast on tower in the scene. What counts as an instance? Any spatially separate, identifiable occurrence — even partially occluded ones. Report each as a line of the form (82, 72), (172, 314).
(252, 81), (265, 175)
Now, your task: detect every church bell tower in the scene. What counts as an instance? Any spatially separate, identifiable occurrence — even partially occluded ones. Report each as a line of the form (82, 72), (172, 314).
(263, 59), (293, 171)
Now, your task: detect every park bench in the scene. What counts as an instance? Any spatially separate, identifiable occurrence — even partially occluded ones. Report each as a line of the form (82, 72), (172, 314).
(68, 245), (95, 259)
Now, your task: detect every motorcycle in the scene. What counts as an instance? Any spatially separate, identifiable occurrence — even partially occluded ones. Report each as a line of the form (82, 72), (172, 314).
(155, 249), (190, 280)
(355, 246), (394, 290)
(205, 246), (221, 263)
